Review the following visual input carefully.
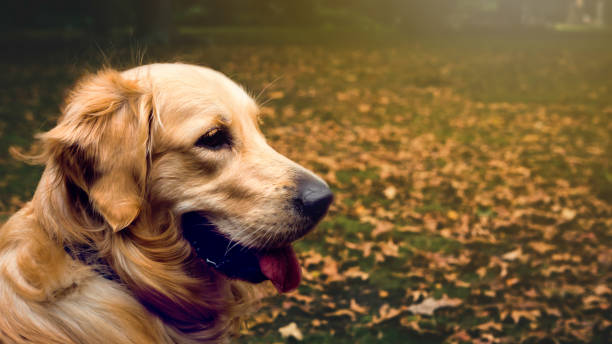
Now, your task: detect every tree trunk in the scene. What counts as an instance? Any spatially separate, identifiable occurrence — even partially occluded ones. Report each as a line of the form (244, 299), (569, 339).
(567, 0), (583, 24)
(594, 0), (605, 25)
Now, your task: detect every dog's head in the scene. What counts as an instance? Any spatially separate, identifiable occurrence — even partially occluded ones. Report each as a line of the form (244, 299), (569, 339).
(40, 63), (332, 294)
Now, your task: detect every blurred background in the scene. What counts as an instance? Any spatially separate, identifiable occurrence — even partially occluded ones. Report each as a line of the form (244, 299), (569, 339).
(1, 1), (611, 343)
(2, 0), (612, 42)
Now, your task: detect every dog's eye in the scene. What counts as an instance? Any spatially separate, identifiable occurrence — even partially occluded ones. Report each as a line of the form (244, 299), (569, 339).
(195, 127), (232, 150)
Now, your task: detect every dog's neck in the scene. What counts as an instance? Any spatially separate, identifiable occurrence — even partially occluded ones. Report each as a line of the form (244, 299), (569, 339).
(31, 166), (251, 342)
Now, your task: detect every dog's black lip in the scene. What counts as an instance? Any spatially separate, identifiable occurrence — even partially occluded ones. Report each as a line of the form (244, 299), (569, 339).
(180, 212), (268, 284)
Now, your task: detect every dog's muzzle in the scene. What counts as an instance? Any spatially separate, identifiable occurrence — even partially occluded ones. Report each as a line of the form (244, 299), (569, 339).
(181, 174), (333, 293)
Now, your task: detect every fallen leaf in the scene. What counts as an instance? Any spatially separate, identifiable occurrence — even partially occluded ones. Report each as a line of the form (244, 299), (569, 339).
(321, 256), (342, 282)
(502, 247), (523, 261)
(399, 316), (422, 332)
(383, 185), (397, 200)
(268, 91), (284, 99)
(358, 104), (371, 113)
(476, 321), (502, 332)
(327, 309), (356, 322)
(594, 284), (612, 295)
(379, 240), (400, 257)
(529, 241), (555, 254)
(371, 220), (394, 237)
(350, 299), (368, 314)
(343, 266), (369, 280)
(278, 322), (303, 341)
(561, 208), (576, 221)
(505, 277), (519, 287)
(372, 304), (403, 324)
(406, 295), (462, 316)
(510, 309), (540, 323)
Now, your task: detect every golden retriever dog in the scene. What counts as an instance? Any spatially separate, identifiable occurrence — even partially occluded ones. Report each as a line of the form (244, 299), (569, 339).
(0, 63), (333, 343)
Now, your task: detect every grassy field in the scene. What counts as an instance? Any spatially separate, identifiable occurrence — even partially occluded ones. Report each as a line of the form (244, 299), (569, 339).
(1, 32), (611, 343)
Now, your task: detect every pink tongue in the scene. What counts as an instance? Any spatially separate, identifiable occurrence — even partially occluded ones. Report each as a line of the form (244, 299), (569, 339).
(258, 246), (301, 293)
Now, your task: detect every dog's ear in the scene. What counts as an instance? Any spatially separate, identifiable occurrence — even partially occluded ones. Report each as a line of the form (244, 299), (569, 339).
(41, 69), (152, 232)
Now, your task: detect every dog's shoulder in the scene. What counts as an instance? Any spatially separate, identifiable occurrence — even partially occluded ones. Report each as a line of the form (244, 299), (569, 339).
(0, 205), (174, 343)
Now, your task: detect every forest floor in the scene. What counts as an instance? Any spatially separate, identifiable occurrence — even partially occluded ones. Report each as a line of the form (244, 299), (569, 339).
(0, 32), (611, 343)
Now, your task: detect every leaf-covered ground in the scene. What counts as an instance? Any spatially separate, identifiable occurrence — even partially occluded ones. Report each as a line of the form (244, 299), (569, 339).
(1, 34), (611, 343)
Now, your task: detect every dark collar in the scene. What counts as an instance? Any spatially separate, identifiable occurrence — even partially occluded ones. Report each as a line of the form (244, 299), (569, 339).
(63, 242), (121, 282)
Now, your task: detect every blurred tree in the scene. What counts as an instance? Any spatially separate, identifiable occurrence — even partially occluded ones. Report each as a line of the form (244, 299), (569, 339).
(524, 0), (571, 25)
(594, 0), (606, 25)
(349, 0), (456, 31)
(135, 0), (173, 42)
(206, 0), (239, 25)
(1, 0), (610, 38)
(498, 0), (524, 28)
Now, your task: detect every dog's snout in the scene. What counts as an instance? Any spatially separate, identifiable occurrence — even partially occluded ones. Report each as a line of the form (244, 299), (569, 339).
(295, 175), (333, 222)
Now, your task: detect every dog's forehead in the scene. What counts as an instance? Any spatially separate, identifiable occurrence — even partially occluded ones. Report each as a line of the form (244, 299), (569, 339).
(123, 63), (260, 148)
(124, 63), (256, 112)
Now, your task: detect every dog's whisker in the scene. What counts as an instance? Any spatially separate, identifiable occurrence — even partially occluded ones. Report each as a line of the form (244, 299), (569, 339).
(257, 97), (274, 109)
(254, 75), (283, 104)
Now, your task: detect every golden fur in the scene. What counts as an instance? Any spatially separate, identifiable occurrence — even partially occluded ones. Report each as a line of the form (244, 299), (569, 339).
(0, 64), (325, 343)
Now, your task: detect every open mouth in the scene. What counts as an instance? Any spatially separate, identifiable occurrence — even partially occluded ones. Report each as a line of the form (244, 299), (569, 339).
(180, 212), (301, 293)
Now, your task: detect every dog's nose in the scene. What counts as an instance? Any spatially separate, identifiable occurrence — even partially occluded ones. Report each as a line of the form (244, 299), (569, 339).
(295, 175), (333, 223)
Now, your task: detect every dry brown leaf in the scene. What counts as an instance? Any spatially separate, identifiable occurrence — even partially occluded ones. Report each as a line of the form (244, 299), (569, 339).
(545, 308), (561, 317)
(268, 91), (284, 99)
(505, 277), (520, 287)
(454, 280), (471, 288)
(278, 322), (303, 341)
(529, 241), (555, 254)
(406, 289), (427, 302)
(358, 103), (371, 113)
(372, 304), (404, 324)
(406, 295), (462, 316)
(350, 299), (368, 314)
(594, 284), (612, 295)
(447, 210), (459, 220)
(510, 309), (540, 323)
(289, 293), (315, 304)
(371, 220), (394, 237)
(343, 266), (369, 280)
(561, 208), (577, 221)
(501, 247), (523, 261)
(327, 309), (357, 322)
(398, 225), (422, 233)
(383, 185), (397, 200)
(476, 321), (502, 332)
(345, 241), (374, 257)
(399, 316), (422, 332)
(561, 284), (586, 295)
(321, 256), (342, 282)
(302, 250), (324, 266)
(379, 240), (400, 257)
(311, 319), (323, 327)
(424, 215), (438, 231)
